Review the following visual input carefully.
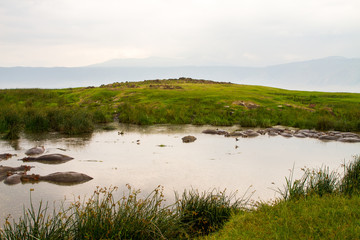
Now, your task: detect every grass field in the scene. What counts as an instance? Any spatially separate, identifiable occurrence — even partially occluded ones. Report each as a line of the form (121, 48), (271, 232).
(1, 78), (360, 139)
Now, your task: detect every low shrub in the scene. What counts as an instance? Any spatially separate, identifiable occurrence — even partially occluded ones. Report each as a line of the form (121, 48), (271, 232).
(175, 189), (247, 237)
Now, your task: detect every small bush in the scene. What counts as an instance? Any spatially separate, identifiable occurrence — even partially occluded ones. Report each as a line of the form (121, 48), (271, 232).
(175, 189), (247, 237)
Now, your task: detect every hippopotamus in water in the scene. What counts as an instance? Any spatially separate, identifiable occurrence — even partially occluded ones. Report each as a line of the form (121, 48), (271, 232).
(21, 171), (93, 185)
(21, 154), (74, 164)
(25, 146), (45, 156)
(0, 153), (16, 161)
(0, 165), (33, 175)
(0, 165), (33, 181)
(4, 173), (22, 185)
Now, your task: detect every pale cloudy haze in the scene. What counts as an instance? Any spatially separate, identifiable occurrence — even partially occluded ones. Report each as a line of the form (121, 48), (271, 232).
(0, 0), (360, 67)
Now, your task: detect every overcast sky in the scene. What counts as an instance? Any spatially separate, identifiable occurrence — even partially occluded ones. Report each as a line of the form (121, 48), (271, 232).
(1, 0), (360, 67)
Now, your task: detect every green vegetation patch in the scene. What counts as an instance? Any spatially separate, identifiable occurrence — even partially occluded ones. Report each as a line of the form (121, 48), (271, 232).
(1, 78), (360, 138)
(204, 195), (360, 240)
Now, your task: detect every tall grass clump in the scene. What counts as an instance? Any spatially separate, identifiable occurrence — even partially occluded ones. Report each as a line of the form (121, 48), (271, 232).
(71, 185), (184, 240)
(24, 108), (50, 132)
(0, 186), (251, 239)
(46, 108), (94, 135)
(278, 165), (339, 201)
(175, 189), (248, 237)
(1, 193), (72, 240)
(1, 108), (22, 140)
(340, 156), (360, 196)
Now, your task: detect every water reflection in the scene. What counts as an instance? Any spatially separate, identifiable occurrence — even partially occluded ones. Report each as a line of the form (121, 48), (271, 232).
(0, 124), (359, 225)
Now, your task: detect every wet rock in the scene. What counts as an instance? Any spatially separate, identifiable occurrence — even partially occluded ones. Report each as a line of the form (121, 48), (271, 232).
(21, 171), (93, 185)
(21, 154), (74, 164)
(25, 146), (45, 156)
(182, 135), (197, 143)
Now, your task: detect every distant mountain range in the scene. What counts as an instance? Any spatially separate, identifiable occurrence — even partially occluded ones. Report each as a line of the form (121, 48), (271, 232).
(1, 56), (360, 92)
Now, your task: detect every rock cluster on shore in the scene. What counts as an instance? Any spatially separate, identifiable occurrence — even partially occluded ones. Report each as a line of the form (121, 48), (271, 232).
(202, 128), (360, 143)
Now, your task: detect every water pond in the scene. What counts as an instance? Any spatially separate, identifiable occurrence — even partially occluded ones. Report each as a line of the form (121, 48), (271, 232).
(0, 124), (359, 224)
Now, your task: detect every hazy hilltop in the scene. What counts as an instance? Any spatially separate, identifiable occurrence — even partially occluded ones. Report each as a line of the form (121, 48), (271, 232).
(0, 56), (359, 92)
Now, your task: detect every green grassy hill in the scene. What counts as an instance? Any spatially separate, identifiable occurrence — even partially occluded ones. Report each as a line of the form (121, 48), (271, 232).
(1, 78), (359, 138)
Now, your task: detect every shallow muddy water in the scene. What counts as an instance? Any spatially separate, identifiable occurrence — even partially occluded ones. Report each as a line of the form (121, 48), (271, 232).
(0, 124), (359, 224)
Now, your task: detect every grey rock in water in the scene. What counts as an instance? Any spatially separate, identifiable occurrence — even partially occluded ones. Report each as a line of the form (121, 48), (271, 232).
(182, 135), (197, 143)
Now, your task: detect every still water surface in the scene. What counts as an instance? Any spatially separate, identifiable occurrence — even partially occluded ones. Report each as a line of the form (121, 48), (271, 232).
(0, 124), (359, 224)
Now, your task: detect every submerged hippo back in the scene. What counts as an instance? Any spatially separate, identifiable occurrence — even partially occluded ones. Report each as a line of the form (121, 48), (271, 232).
(41, 171), (93, 184)
(37, 154), (73, 161)
(22, 154), (74, 164)
(4, 174), (22, 185)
